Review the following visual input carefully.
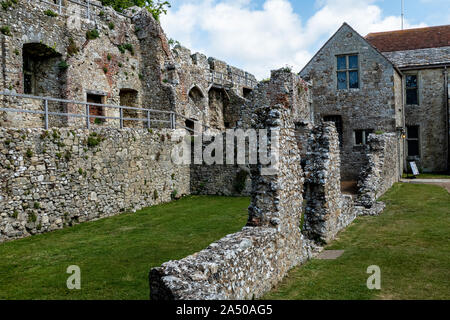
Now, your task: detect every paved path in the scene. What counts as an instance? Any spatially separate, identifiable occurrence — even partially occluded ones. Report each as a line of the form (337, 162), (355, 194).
(401, 179), (450, 193)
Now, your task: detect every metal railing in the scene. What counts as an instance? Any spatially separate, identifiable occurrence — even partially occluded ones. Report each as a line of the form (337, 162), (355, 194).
(37, 0), (132, 21)
(0, 91), (177, 130)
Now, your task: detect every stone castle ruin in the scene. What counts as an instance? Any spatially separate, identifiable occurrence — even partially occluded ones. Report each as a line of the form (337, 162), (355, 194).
(0, 1), (410, 299)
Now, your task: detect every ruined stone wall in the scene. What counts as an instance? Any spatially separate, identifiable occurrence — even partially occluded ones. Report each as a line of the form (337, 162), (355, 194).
(0, 127), (190, 242)
(0, 1), (258, 133)
(0, 1), (174, 129)
(189, 133), (252, 197)
(404, 68), (448, 172)
(189, 72), (311, 197)
(357, 133), (399, 211)
(169, 46), (256, 130)
(303, 122), (357, 244)
(149, 70), (351, 300)
(150, 70), (319, 300)
(300, 23), (401, 180)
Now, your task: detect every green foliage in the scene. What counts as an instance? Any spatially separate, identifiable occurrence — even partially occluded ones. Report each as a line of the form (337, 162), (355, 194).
(67, 38), (79, 57)
(86, 29), (100, 40)
(100, 0), (171, 20)
(0, 25), (11, 36)
(52, 131), (60, 141)
(44, 9), (58, 17)
(108, 22), (115, 30)
(103, 66), (108, 74)
(168, 38), (180, 48)
(58, 60), (69, 71)
(233, 169), (248, 194)
(170, 190), (178, 200)
(107, 53), (112, 61)
(28, 212), (37, 223)
(98, 10), (105, 17)
(281, 65), (293, 73)
(94, 117), (104, 125)
(153, 189), (158, 200)
(86, 133), (104, 147)
(1, 0), (17, 11)
(117, 43), (134, 55)
(25, 149), (33, 158)
(33, 202), (41, 210)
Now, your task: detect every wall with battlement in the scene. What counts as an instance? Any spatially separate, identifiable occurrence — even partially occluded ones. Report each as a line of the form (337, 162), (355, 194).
(169, 45), (257, 130)
(0, 127), (190, 242)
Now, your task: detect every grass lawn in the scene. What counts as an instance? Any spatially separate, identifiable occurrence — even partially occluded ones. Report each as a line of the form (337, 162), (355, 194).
(0, 196), (249, 300)
(402, 172), (450, 179)
(264, 183), (450, 300)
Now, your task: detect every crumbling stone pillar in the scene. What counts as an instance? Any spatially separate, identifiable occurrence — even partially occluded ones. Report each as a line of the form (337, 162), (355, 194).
(355, 133), (399, 215)
(302, 122), (349, 244)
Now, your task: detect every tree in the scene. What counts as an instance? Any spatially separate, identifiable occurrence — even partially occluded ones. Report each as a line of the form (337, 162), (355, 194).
(100, 0), (171, 20)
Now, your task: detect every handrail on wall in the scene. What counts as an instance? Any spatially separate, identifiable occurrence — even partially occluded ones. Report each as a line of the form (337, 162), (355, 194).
(0, 91), (179, 130)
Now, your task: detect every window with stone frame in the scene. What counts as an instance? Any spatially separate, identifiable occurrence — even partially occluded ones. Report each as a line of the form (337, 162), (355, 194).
(406, 74), (419, 105)
(353, 129), (373, 146)
(337, 54), (359, 90)
(406, 125), (420, 157)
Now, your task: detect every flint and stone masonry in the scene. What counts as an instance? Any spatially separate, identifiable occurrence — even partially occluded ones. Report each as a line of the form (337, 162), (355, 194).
(149, 70), (397, 300)
(1, 1), (404, 299)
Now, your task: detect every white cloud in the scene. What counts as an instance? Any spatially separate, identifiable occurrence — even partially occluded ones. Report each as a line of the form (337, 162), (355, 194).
(161, 0), (427, 79)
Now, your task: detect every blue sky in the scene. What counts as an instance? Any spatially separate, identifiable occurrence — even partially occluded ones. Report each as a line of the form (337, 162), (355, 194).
(160, 0), (449, 79)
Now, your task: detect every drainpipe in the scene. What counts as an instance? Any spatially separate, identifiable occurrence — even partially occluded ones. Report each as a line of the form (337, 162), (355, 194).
(401, 72), (407, 178)
(445, 66), (449, 172)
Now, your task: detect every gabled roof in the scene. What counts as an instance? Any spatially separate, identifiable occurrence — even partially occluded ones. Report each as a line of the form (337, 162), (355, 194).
(365, 25), (450, 52)
(300, 23), (400, 76)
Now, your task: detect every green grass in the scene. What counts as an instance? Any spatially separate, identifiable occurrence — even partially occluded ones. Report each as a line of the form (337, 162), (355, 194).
(264, 183), (450, 300)
(402, 172), (450, 179)
(0, 196), (249, 300)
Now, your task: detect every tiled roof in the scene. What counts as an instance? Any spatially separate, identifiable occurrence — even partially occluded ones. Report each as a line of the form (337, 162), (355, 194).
(365, 25), (450, 52)
(383, 47), (450, 68)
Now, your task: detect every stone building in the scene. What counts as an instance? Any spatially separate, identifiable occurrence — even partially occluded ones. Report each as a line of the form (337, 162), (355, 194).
(0, 0), (257, 131)
(300, 23), (449, 178)
(0, 2), (405, 299)
(366, 25), (450, 174)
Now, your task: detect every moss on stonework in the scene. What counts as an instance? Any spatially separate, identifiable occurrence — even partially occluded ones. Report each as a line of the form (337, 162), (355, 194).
(233, 169), (248, 194)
